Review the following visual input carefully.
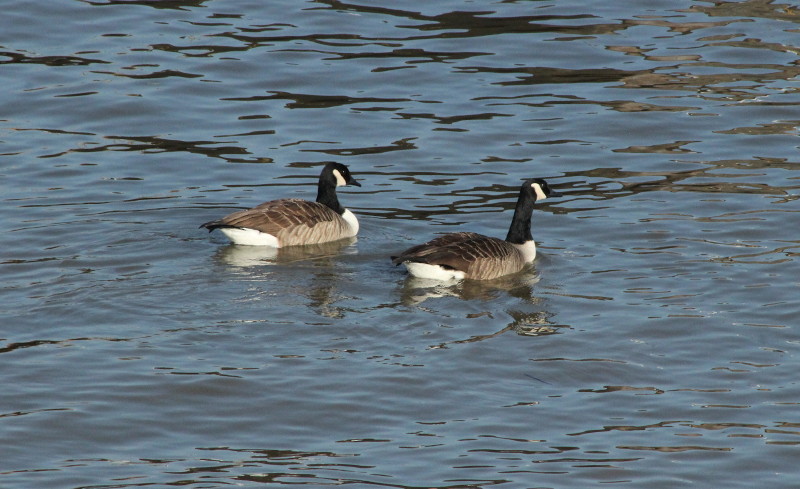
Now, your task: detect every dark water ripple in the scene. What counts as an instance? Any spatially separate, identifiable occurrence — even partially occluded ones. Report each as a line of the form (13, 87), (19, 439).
(2, 0), (800, 487)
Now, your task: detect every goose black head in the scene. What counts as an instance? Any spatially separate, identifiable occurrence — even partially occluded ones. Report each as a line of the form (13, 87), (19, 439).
(322, 162), (361, 188)
(523, 178), (562, 201)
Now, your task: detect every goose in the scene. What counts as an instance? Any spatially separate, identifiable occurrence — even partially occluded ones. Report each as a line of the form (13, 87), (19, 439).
(391, 178), (562, 281)
(200, 162), (361, 247)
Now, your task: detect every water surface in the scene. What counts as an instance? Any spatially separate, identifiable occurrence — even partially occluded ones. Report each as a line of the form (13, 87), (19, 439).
(2, 1), (799, 487)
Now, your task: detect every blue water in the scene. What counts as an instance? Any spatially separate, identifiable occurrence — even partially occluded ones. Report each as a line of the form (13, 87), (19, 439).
(2, 1), (799, 487)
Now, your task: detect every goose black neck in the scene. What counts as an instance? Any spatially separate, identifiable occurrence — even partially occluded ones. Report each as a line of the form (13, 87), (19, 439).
(316, 176), (344, 214)
(505, 190), (536, 244)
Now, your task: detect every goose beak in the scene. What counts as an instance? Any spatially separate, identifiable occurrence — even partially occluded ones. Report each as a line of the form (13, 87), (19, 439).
(548, 189), (563, 198)
(349, 177), (362, 187)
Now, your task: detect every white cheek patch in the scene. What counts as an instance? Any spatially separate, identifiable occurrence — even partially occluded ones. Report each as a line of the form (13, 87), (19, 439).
(531, 182), (547, 201)
(333, 169), (347, 187)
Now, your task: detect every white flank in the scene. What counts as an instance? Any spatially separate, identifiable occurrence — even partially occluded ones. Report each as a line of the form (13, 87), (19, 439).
(332, 169), (347, 187)
(404, 262), (466, 281)
(512, 240), (537, 263)
(219, 227), (281, 247)
(341, 209), (359, 235)
(532, 182), (547, 201)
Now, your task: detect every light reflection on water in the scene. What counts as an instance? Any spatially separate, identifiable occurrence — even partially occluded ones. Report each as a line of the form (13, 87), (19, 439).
(2, 0), (800, 487)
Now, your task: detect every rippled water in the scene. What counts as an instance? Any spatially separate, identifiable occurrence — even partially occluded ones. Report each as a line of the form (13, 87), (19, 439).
(2, 1), (799, 487)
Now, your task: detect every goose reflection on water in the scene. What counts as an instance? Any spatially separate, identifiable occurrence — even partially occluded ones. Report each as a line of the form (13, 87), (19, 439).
(398, 269), (564, 347)
(213, 237), (357, 267)
(398, 267), (542, 305)
(211, 237), (357, 319)
(427, 309), (562, 350)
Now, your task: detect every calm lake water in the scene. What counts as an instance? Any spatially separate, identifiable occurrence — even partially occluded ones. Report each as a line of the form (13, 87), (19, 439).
(2, 1), (799, 487)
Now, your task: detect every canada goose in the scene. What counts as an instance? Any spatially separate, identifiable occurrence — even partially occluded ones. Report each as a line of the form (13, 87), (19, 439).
(200, 162), (361, 246)
(391, 178), (562, 281)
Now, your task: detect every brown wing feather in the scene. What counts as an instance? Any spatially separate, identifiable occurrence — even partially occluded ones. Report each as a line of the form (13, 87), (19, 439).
(392, 232), (526, 280)
(391, 232), (482, 262)
(202, 198), (351, 246)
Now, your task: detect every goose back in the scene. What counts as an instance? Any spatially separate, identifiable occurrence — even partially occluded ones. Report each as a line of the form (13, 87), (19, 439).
(203, 198), (356, 247)
(392, 232), (528, 281)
